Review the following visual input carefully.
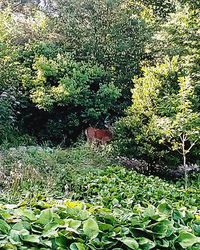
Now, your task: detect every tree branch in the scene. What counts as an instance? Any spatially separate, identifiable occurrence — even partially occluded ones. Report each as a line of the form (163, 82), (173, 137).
(186, 140), (197, 153)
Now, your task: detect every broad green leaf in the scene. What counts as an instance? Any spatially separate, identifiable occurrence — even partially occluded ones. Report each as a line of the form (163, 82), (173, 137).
(36, 209), (53, 225)
(9, 230), (21, 244)
(65, 219), (81, 230)
(42, 220), (60, 237)
(65, 208), (89, 221)
(157, 202), (172, 215)
(76, 210), (90, 221)
(152, 220), (174, 238)
(138, 237), (156, 249)
(83, 218), (99, 240)
(43, 221), (60, 232)
(143, 207), (156, 218)
(16, 209), (36, 221)
(13, 229), (29, 237)
(99, 222), (113, 231)
(178, 231), (200, 248)
(70, 242), (86, 250)
(0, 219), (10, 234)
(12, 221), (31, 231)
(21, 234), (41, 244)
(42, 229), (59, 238)
(55, 236), (68, 247)
(119, 237), (139, 249)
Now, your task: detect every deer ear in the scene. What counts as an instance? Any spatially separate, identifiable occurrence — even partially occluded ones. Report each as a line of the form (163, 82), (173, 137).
(104, 116), (111, 128)
(104, 115), (110, 123)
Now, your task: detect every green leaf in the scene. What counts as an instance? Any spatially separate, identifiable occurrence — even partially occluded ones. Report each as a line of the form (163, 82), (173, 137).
(143, 207), (156, 218)
(55, 236), (68, 247)
(43, 221), (60, 232)
(119, 237), (139, 249)
(65, 219), (81, 230)
(152, 220), (174, 238)
(157, 202), (172, 215)
(9, 230), (21, 244)
(83, 218), (99, 240)
(138, 237), (156, 250)
(21, 234), (41, 244)
(70, 242), (86, 250)
(12, 221), (31, 231)
(0, 219), (10, 234)
(16, 208), (36, 221)
(178, 231), (200, 248)
(36, 209), (53, 225)
(42, 221), (59, 238)
(99, 222), (113, 231)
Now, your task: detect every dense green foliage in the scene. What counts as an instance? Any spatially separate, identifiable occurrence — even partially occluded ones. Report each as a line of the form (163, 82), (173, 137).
(0, 145), (112, 201)
(0, 198), (200, 249)
(0, 41), (120, 144)
(0, 0), (199, 166)
(0, 146), (199, 208)
(74, 166), (200, 209)
(113, 4), (200, 167)
(0, 0), (153, 145)
(114, 57), (200, 166)
(0, 145), (199, 249)
(0, 1), (199, 248)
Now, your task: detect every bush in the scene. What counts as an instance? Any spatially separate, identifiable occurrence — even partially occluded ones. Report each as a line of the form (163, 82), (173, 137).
(113, 57), (200, 168)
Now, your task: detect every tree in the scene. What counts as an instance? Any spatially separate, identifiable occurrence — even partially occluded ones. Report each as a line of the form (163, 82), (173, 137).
(51, 0), (155, 110)
(0, 5), (50, 45)
(113, 3), (200, 169)
(153, 76), (200, 187)
(23, 53), (121, 118)
(114, 57), (200, 172)
(148, 4), (200, 86)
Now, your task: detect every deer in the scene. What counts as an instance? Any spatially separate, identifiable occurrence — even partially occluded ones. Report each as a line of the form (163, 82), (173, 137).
(85, 119), (113, 145)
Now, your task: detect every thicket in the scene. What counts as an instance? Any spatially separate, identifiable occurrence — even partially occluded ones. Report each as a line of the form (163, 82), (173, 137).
(0, 1), (199, 169)
(0, 0), (153, 146)
(0, 145), (112, 202)
(0, 1), (200, 249)
(0, 0), (199, 170)
(113, 5), (200, 168)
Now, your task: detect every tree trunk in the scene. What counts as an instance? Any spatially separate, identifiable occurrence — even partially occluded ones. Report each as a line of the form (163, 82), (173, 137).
(183, 153), (188, 189)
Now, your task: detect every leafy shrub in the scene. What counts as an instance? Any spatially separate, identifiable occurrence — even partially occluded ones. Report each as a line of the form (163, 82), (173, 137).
(113, 57), (200, 168)
(0, 39), (121, 145)
(0, 198), (199, 249)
